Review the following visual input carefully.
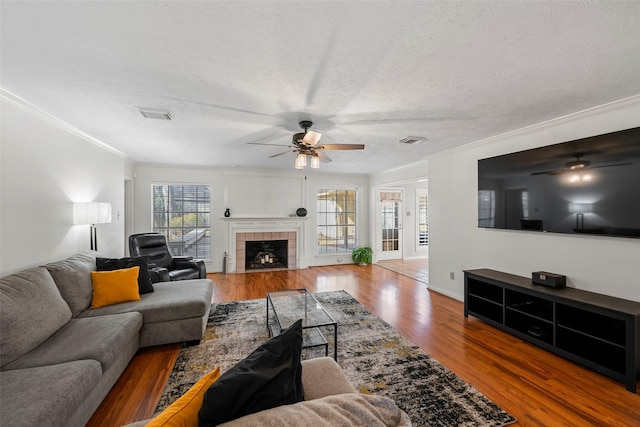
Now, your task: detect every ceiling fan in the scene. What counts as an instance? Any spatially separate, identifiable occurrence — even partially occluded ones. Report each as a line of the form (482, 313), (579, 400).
(249, 120), (365, 169)
(530, 154), (632, 176)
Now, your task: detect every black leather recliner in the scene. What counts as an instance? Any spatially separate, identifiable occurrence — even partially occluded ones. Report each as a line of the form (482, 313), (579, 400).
(128, 233), (206, 283)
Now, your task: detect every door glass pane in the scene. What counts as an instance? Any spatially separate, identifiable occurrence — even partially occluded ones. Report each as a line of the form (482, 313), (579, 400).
(381, 200), (400, 252)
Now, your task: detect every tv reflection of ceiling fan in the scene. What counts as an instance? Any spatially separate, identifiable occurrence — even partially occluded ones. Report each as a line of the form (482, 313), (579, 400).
(530, 154), (632, 176)
(248, 120), (364, 169)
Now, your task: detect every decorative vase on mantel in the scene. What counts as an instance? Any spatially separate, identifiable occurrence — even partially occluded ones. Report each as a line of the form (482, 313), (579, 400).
(224, 208), (230, 218)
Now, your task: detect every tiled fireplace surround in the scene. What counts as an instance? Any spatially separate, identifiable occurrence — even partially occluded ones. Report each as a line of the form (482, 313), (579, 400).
(224, 217), (307, 274)
(235, 232), (296, 273)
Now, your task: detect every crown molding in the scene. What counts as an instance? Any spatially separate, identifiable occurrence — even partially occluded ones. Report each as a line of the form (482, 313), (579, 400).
(430, 94), (640, 160)
(0, 87), (128, 158)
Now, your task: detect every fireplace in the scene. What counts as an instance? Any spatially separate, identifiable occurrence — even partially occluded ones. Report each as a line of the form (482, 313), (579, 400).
(246, 240), (288, 270)
(234, 231), (297, 273)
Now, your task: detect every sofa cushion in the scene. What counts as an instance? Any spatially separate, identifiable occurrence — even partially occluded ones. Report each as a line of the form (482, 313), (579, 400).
(76, 279), (211, 324)
(2, 312), (142, 372)
(0, 360), (102, 427)
(44, 252), (96, 317)
(199, 319), (304, 426)
(219, 393), (411, 427)
(147, 367), (221, 427)
(0, 267), (72, 367)
(90, 267), (141, 308)
(97, 256), (154, 294)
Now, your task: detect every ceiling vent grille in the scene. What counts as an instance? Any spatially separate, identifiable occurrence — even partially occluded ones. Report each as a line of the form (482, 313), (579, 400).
(138, 107), (173, 120)
(398, 136), (426, 145)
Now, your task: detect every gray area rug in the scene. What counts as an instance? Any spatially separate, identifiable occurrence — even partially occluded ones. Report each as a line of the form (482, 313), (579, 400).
(156, 290), (516, 426)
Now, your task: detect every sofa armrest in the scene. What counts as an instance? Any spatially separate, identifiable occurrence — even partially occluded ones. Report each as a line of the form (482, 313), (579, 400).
(301, 357), (356, 400)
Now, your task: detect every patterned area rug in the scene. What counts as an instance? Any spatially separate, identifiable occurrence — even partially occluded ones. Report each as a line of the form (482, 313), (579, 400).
(156, 291), (516, 427)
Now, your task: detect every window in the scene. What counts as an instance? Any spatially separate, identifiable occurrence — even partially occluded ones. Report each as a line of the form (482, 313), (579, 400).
(152, 184), (211, 260)
(317, 189), (357, 254)
(478, 190), (495, 227)
(417, 191), (428, 247)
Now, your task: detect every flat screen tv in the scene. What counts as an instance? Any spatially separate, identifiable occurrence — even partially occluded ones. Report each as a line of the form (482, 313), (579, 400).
(477, 126), (640, 239)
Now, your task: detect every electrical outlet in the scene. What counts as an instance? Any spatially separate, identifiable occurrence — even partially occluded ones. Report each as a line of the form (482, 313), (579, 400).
(450, 272), (455, 280)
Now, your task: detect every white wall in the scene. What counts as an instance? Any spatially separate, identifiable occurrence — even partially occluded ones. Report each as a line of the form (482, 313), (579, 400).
(369, 160), (429, 186)
(0, 99), (127, 276)
(427, 96), (640, 302)
(132, 165), (369, 272)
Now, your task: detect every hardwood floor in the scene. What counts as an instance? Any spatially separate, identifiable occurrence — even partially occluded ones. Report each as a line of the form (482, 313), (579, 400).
(377, 258), (429, 284)
(88, 265), (640, 426)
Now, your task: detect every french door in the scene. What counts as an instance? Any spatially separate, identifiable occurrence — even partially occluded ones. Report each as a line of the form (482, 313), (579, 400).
(377, 189), (403, 261)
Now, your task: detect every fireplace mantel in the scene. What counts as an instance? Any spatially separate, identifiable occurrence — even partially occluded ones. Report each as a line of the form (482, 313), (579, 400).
(222, 215), (308, 220)
(224, 216), (308, 273)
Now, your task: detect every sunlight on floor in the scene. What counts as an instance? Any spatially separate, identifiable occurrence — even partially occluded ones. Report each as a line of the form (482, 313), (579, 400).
(377, 258), (429, 284)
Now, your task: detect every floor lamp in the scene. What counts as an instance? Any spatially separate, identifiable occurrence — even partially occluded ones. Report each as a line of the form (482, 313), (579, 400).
(568, 203), (592, 231)
(73, 202), (112, 251)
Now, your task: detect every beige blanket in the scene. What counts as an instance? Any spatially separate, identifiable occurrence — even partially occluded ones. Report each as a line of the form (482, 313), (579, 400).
(220, 393), (411, 427)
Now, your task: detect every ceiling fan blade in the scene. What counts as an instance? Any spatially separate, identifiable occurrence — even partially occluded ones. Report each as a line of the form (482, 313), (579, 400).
(589, 162), (632, 169)
(532, 161), (633, 176)
(318, 144), (365, 151)
(269, 150), (295, 158)
(531, 169), (566, 176)
(248, 142), (291, 147)
(317, 150), (332, 163)
(302, 130), (322, 146)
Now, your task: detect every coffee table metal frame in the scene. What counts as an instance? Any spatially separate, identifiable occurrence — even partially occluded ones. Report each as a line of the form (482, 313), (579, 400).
(266, 288), (338, 361)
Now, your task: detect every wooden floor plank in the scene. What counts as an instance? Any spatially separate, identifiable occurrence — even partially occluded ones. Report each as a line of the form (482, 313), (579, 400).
(87, 265), (640, 426)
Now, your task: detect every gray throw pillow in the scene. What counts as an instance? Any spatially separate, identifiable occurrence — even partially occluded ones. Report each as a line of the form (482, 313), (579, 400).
(0, 267), (72, 367)
(44, 252), (96, 317)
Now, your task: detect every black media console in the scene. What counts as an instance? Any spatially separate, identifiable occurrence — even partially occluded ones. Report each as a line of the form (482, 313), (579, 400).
(464, 269), (640, 392)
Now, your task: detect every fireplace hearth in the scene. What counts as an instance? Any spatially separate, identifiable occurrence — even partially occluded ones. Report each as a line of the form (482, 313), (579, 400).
(246, 240), (288, 271)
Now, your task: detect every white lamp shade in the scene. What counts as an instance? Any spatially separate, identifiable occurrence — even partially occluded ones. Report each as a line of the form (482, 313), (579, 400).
(74, 202), (112, 224)
(568, 203), (593, 214)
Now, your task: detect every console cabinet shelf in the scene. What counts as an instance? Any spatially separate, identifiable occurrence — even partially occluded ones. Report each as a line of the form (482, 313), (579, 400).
(464, 269), (640, 392)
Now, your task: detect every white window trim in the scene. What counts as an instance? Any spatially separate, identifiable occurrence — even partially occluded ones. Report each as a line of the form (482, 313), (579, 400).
(151, 182), (212, 261)
(316, 187), (358, 255)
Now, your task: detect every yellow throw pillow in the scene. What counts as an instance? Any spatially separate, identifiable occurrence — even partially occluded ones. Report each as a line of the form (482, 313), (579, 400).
(90, 266), (141, 308)
(147, 367), (222, 427)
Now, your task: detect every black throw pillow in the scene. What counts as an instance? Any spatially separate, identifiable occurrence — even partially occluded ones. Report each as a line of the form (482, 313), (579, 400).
(96, 257), (154, 294)
(198, 319), (304, 426)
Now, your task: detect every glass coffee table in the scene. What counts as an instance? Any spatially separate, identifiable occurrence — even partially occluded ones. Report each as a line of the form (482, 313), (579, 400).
(266, 289), (338, 361)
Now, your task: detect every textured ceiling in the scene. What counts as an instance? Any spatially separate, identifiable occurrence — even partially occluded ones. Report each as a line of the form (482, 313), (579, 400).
(2, 1), (640, 174)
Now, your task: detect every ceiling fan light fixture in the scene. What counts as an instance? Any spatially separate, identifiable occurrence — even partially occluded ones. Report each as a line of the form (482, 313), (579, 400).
(295, 152), (307, 169)
(310, 154), (320, 169)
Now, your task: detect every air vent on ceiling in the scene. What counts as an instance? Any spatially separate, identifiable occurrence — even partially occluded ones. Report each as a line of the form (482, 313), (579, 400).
(138, 107), (173, 120)
(398, 136), (427, 145)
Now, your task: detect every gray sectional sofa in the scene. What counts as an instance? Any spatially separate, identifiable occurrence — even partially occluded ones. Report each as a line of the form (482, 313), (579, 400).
(0, 252), (213, 427)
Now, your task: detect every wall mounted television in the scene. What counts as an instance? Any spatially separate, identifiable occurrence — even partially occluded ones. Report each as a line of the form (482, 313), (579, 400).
(477, 126), (640, 239)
